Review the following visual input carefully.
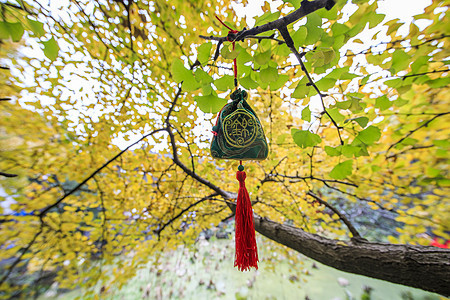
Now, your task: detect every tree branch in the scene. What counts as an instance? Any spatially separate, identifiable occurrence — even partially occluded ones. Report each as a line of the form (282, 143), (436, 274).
(386, 112), (450, 156)
(307, 191), (363, 240)
(0, 171), (18, 178)
(38, 128), (167, 218)
(155, 193), (218, 236)
(254, 215), (450, 296)
(200, 0), (335, 56)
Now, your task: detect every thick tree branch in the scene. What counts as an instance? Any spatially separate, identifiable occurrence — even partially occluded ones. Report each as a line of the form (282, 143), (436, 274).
(253, 215), (450, 296)
(200, 0), (335, 53)
(164, 123), (449, 295)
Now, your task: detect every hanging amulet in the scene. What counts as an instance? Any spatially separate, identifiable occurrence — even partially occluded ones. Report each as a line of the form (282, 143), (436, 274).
(210, 89), (268, 161)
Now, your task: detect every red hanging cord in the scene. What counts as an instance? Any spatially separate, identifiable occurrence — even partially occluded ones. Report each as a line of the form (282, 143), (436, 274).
(215, 16), (238, 90)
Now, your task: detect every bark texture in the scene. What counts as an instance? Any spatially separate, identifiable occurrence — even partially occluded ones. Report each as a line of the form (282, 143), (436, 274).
(253, 215), (450, 296)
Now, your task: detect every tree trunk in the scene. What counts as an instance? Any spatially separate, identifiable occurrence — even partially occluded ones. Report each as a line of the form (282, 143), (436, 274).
(253, 215), (450, 296)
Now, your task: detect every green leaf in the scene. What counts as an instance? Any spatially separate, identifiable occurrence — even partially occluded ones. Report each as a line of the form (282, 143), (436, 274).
(275, 44), (291, 57)
(342, 145), (360, 158)
(236, 46), (253, 65)
(194, 93), (227, 114)
(291, 129), (321, 148)
(214, 75), (234, 91)
(194, 69), (213, 84)
(27, 19), (46, 37)
(426, 77), (450, 89)
(385, 18), (403, 35)
(260, 66), (278, 83)
(367, 12), (385, 29)
(344, 117), (369, 128)
(433, 139), (450, 148)
(411, 56), (429, 74)
(42, 37), (59, 61)
(331, 22), (349, 36)
(240, 75), (258, 90)
(270, 74), (289, 91)
(283, 0), (301, 9)
(291, 27), (307, 47)
(301, 106), (311, 122)
(384, 78), (401, 88)
(5, 22), (24, 42)
(309, 48), (335, 68)
(375, 95), (392, 111)
(305, 26), (323, 45)
(327, 108), (345, 123)
(348, 96), (363, 113)
(320, 34), (335, 48)
(401, 137), (418, 146)
(325, 146), (341, 156)
(201, 84), (213, 95)
(0, 22), (9, 39)
(336, 100), (351, 110)
(181, 75), (200, 92)
(340, 72), (358, 80)
(316, 77), (336, 91)
(346, 22), (365, 39)
(329, 160), (353, 179)
(306, 13), (322, 28)
(292, 77), (310, 99)
(221, 44), (239, 60)
(305, 13), (323, 45)
(171, 59), (192, 83)
(390, 50), (411, 73)
(355, 125), (381, 145)
(308, 51), (324, 68)
(353, 117), (369, 128)
(360, 75), (370, 86)
(197, 43), (212, 65)
(254, 51), (271, 66)
(254, 11), (281, 26)
(259, 38), (272, 52)
(394, 98), (408, 107)
(322, 48), (335, 65)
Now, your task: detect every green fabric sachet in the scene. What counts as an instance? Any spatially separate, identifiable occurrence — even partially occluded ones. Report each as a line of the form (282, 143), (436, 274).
(211, 89), (268, 161)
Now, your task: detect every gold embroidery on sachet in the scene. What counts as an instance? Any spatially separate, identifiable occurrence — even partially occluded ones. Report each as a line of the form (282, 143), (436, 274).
(223, 109), (258, 148)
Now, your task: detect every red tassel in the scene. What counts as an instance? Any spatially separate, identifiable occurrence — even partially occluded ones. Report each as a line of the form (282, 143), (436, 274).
(234, 166), (258, 271)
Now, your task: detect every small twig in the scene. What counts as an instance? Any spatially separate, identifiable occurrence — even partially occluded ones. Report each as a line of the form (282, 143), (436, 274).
(200, 34), (285, 44)
(386, 112), (450, 156)
(155, 193), (218, 236)
(278, 26), (344, 145)
(0, 171), (18, 177)
(38, 128), (167, 218)
(386, 145), (434, 159)
(307, 191), (363, 240)
(200, 0), (335, 60)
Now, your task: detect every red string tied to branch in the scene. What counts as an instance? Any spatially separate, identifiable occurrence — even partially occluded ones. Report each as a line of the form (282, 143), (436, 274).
(215, 15), (239, 89)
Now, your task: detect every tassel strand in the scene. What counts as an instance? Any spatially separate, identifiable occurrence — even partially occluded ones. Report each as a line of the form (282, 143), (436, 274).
(234, 164), (258, 271)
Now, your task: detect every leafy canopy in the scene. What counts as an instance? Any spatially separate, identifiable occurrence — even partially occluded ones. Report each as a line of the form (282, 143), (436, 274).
(0, 0), (449, 297)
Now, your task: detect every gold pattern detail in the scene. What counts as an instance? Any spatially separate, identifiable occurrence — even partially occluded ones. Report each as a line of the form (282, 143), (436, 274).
(223, 109), (258, 148)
